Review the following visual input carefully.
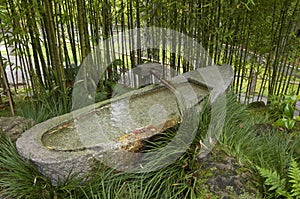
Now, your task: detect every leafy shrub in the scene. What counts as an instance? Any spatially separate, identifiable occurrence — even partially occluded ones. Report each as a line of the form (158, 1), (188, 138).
(269, 93), (300, 130)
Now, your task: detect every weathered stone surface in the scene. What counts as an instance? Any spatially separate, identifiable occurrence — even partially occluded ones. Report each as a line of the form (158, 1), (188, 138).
(198, 148), (257, 198)
(16, 83), (206, 185)
(16, 65), (234, 185)
(0, 116), (35, 142)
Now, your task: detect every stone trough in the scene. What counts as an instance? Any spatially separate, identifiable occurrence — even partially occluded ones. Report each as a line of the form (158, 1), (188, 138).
(16, 64), (233, 185)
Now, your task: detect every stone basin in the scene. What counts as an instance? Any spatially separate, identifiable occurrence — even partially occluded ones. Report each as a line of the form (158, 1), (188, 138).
(16, 65), (233, 185)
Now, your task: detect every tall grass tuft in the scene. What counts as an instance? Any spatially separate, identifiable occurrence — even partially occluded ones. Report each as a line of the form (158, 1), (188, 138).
(0, 133), (52, 198)
(0, 133), (93, 198)
(79, 155), (203, 198)
(17, 86), (72, 123)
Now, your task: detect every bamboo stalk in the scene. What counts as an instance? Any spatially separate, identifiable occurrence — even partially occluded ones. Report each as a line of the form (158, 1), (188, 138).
(0, 51), (14, 116)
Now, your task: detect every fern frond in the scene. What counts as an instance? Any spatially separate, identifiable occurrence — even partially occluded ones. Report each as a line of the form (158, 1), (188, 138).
(288, 159), (300, 198)
(257, 166), (286, 191)
(276, 187), (293, 199)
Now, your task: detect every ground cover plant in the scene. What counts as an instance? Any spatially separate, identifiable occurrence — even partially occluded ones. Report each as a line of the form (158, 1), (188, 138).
(269, 93), (300, 130)
(0, 94), (299, 198)
(219, 94), (300, 198)
(1, 92), (299, 198)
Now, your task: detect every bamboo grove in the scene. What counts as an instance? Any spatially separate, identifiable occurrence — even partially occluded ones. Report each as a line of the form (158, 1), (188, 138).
(0, 0), (300, 116)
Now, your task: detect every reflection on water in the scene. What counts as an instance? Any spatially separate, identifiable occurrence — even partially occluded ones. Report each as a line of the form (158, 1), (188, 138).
(110, 99), (135, 132)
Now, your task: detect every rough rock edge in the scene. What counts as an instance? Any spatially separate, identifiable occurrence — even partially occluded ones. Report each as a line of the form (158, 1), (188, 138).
(197, 147), (259, 198)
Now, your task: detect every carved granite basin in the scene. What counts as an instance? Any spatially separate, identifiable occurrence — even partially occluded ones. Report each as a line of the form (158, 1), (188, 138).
(16, 65), (233, 184)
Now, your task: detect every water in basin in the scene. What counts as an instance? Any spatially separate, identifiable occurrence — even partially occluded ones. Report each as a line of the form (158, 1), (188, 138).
(42, 82), (208, 152)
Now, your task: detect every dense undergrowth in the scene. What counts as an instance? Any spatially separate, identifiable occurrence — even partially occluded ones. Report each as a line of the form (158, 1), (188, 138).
(0, 92), (299, 198)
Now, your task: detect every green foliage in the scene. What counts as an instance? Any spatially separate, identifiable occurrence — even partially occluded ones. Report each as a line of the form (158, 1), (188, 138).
(257, 159), (300, 199)
(217, 92), (300, 197)
(269, 93), (300, 130)
(1, 91), (298, 198)
(274, 118), (296, 130)
(289, 159), (300, 198)
(80, 158), (202, 199)
(2, 0), (300, 110)
(0, 133), (95, 198)
(64, 64), (80, 84)
(0, 5), (8, 27)
(219, 93), (271, 159)
(257, 167), (289, 197)
(0, 133), (52, 198)
(17, 85), (72, 123)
